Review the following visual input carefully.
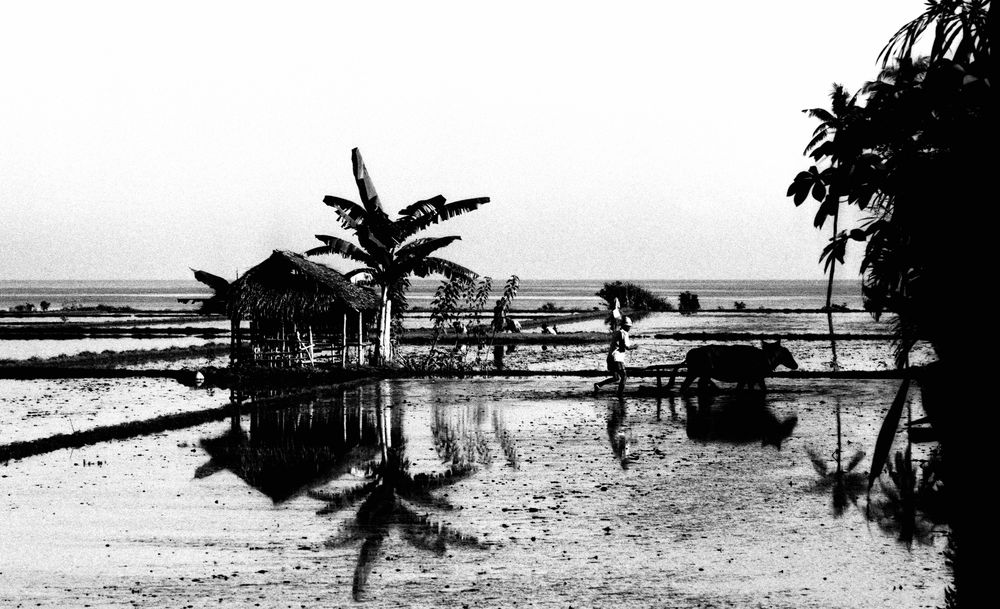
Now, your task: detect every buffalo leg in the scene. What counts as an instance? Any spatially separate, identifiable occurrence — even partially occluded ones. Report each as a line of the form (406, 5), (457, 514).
(680, 374), (696, 392)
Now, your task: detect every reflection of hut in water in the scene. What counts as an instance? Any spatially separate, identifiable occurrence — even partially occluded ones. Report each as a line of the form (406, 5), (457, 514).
(195, 396), (381, 503)
(227, 250), (379, 367)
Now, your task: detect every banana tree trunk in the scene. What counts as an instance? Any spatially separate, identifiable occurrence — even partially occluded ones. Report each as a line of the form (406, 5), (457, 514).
(376, 286), (392, 364)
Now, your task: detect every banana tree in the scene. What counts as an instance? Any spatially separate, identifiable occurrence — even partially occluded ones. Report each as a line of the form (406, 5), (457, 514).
(307, 148), (489, 364)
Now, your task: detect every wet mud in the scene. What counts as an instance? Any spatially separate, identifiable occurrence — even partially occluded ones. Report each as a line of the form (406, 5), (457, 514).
(0, 378), (948, 608)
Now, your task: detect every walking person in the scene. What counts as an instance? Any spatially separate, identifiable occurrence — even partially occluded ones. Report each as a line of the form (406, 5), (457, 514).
(594, 316), (636, 395)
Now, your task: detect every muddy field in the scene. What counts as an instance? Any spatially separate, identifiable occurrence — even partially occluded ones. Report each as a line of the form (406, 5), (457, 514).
(0, 378), (948, 608)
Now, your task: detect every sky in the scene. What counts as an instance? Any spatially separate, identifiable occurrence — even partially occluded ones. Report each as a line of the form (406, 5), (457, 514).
(0, 0), (927, 281)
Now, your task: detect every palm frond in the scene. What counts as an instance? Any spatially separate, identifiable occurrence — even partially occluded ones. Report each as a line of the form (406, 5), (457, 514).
(805, 447), (830, 476)
(398, 195), (446, 217)
(397, 198), (489, 239)
(312, 481), (377, 515)
(395, 236), (463, 270)
(878, 0), (990, 65)
(191, 269), (230, 293)
(410, 256), (478, 281)
(322, 196), (368, 230)
(352, 534), (385, 601)
(351, 148), (383, 214)
(846, 450), (866, 473)
(307, 235), (375, 266)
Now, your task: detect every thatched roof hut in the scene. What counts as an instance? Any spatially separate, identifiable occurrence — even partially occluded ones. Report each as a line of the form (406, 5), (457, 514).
(227, 250), (379, 367)
(229, 250), (377, 321)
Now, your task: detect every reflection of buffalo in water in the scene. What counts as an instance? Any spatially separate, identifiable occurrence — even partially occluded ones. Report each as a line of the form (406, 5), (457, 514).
(683, 392), (798, 449)
(659, 341), (799, 393)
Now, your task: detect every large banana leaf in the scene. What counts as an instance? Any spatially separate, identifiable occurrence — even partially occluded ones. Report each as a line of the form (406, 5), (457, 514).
(351, 148), (383, 214)
(410, 256), (477, 281)
(191, 269), (230, 293)
(397, 198), (489, 240)
(395, 236), (462, 266)
(307, 235), (376, 267)
(322, 196), (367, 230)
(397, 195), (446, 217)
(868, 377), (910, 491)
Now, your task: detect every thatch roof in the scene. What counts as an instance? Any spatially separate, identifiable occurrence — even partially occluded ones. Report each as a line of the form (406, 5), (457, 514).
(228, 250), (378, 321)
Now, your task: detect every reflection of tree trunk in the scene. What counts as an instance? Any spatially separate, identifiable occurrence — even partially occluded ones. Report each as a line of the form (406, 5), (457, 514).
(835, 398), (842, 476)
(826, 208), (839, 369)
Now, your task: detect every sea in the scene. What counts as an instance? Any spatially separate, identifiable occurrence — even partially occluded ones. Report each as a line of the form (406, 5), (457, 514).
(0, 279), (864, 312)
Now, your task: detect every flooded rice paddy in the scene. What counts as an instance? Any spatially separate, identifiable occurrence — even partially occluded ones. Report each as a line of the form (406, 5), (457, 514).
(0, 378), (948, 607)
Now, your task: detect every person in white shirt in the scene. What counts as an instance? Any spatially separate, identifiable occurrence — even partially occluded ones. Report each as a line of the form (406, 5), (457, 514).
(594, 316), (636, 395)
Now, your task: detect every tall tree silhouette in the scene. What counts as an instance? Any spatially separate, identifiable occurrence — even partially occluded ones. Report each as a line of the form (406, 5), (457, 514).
(788, 1), (992, 602)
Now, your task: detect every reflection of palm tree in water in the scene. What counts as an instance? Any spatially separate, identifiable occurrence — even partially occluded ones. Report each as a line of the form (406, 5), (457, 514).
(805, 396), (866, 517)
(805, 396), (944, 545)
(865, 444), (939, 546)
(431, 401), (520, 470)
(312, 387), (508, 601)
(865, 399), (946, 548)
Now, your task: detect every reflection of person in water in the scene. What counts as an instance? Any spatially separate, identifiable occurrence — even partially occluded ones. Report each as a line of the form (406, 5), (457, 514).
(606, 398), (630, 468)
(594, 316), (636, 395)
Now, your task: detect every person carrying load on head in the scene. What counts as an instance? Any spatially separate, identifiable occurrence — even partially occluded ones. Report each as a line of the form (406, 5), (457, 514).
(594, 316), (636, 396)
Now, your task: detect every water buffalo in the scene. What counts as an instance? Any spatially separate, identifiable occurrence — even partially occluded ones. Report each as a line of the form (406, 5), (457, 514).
(659, 341), (799, 392)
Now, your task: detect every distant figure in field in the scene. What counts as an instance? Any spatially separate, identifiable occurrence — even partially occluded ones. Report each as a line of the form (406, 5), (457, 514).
(541, 323), (558, 351)
(594, 316), (636, 396)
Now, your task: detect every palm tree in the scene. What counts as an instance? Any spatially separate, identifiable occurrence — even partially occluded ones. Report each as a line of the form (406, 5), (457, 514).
(788, 83), (868, 368)
(307, 148), (489, 363)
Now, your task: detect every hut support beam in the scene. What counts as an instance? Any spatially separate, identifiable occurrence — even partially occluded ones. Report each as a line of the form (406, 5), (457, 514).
(358, 310), (364, 366)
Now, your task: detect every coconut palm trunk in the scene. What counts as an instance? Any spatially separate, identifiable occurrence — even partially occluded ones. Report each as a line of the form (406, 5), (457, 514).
(377, 287), (392, 364)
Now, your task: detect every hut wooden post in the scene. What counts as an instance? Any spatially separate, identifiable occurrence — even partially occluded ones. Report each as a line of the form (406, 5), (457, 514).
(341, 312), (348, 368)
(357, 310), (364, 366)
(230, 318), (239, 367)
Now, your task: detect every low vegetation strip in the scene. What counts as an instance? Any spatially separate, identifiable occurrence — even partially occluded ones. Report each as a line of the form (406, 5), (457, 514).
(393, 369), (915, 379)
(0, 343), (229, 369)
(1, 325), (228, 339)
(0, 367), (190, 380)
(398, 331), (896, 345)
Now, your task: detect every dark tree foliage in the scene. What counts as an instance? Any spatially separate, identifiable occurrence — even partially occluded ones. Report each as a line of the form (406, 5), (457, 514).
(596, 281), (673, 311)
(789, 1), (991, 602)
(678, 291), (701, 315)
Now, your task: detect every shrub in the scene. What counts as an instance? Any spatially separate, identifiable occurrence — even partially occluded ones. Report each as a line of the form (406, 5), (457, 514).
(596, 281), (672, 311)
(678, 291), (701, 315)
(734, 301), (747, 310)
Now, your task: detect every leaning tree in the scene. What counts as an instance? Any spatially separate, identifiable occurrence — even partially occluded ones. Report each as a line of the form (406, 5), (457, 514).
(307, 148), (489, 363)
